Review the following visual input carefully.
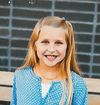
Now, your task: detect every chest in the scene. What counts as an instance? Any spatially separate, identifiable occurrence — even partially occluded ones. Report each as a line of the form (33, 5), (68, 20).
(16, 78), (68, 105)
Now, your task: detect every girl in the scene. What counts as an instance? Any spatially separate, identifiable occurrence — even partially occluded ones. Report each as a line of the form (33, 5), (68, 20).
(10, 16), (88, 105)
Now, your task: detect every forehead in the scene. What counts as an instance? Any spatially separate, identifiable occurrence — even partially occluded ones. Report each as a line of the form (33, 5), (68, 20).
(38, 26), (66, 41)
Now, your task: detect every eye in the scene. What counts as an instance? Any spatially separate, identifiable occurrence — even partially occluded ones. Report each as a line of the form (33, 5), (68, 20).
(55, 41), (63, 45)
(41, 40), (49, 44)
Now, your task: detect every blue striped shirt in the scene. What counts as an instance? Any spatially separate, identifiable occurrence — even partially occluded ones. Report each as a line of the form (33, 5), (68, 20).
(10, 66), (88, 105)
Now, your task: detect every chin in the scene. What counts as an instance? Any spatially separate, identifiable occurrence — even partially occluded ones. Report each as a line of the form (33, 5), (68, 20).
(44, 61), (60, 67)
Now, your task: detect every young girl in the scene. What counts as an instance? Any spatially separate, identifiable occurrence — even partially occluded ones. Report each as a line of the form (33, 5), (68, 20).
(10, 16), (88, 105)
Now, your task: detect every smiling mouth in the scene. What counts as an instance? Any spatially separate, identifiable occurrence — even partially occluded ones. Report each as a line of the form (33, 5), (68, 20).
(44, 55), (58, 61)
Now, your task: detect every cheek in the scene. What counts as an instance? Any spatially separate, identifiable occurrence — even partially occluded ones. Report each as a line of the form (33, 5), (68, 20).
(59, 45), (67, 52)
(35, 42), (45, 59)
(36, 45), (46, 58)
(59, 46), (67, 57)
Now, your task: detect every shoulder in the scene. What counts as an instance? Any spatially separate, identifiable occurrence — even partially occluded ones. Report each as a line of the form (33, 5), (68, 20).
(14, 66), (32, 78)
(71, 71), (87, 92)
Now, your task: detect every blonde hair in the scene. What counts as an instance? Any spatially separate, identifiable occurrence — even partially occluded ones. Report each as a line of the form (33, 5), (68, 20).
(21, 16), (80, 105)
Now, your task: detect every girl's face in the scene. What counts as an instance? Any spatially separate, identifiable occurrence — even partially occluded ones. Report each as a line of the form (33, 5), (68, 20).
(35, 26), (67, 67)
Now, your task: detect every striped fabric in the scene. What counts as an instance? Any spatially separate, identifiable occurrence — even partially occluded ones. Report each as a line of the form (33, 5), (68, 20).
(10, 66), (88, 105)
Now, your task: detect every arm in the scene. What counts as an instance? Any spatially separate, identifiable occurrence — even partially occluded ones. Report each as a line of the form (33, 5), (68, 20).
(10, 75), (17, 105)
(72, 78), (88, 105)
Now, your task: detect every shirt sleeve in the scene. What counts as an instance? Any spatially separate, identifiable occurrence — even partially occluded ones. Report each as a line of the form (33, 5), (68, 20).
(72, 78), (88, 105)
(10, 74), (17, 105)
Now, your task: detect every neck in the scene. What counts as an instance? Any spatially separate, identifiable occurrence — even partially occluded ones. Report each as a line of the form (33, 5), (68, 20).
(38, 62), (60, 72)
(34, 63), (61, 81)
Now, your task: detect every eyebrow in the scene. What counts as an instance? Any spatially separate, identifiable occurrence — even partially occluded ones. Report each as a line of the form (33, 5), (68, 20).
(41, 39), (64, 42)
(55, 40), (63, 42)
(42, 38), (63, 41)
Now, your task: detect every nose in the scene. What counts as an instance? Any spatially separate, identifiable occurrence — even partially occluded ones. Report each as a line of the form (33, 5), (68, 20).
(47, 44), (56, 53)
